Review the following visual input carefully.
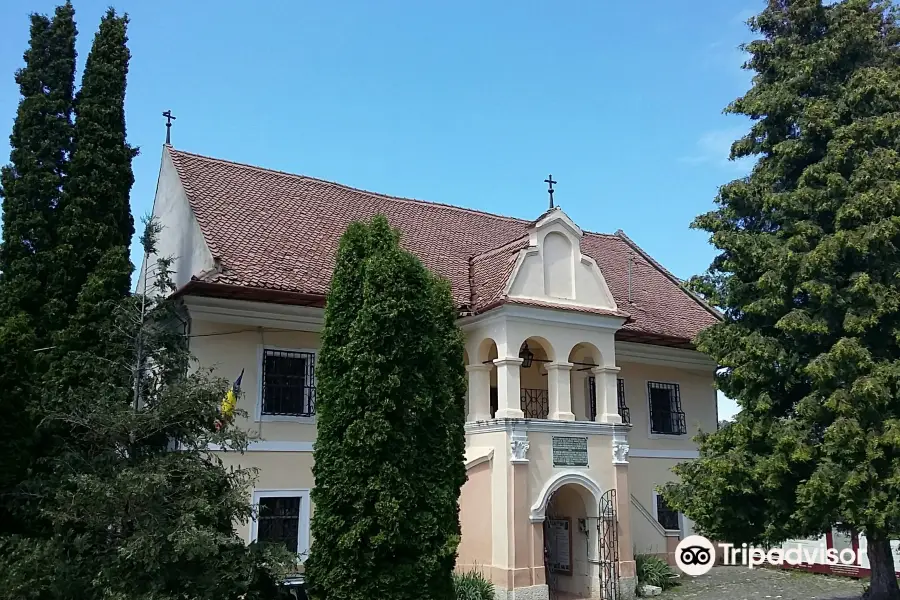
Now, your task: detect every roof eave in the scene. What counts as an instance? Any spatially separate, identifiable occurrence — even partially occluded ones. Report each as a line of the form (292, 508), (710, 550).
(173, 280), (327, 308)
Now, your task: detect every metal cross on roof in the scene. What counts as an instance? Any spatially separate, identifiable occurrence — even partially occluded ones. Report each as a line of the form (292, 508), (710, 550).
(544, 174), (557, 209)
(162, 110), (176, 144)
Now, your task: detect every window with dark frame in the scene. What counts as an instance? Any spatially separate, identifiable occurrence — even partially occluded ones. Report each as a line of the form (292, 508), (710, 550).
(648, 381), (686, 435)
(261, 349), (316, 417)
(256, 495), (301, 553)
(656, 494), (680, 531)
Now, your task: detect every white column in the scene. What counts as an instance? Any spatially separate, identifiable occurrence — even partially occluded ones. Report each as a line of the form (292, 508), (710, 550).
(591, 366), (622, 424)
(545, 361), (575, 421)
(465, 364), (493, 421)
(493, 357), (524, 419)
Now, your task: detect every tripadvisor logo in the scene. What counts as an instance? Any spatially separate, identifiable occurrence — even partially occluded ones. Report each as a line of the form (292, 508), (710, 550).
(674, 535), (860, 577)
(675, 536), (716, 576)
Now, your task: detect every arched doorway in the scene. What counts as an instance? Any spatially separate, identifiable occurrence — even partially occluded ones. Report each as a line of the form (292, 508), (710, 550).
(535, 474), (619, 600)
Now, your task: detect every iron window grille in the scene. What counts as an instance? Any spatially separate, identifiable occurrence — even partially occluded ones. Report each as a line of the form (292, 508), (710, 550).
(656, 494), (680, 531)
(257, 495), (302, 553)
(616, 378), (630, 424)
(587, 377), (631, 424)
(520, 388), (549, 419)
(261, 349), (316, 417)
(648, 381), (686, 435)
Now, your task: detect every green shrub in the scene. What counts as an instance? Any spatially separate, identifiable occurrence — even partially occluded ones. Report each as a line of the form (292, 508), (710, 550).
(635, 553), (679, 594)
(453, 570), (495, 600)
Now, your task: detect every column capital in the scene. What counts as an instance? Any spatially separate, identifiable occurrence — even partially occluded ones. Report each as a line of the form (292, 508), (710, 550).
(544, 361), (573, 372)
(466, 363), (494, 373)
(590, 365), (621, 375)
(493, 357), (524, 367)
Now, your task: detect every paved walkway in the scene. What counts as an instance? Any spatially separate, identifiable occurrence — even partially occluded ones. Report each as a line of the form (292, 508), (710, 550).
(661, 566), (864, 600)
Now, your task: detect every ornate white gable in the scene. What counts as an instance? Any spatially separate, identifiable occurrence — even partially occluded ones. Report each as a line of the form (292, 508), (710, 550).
(505, 208), (618, 312)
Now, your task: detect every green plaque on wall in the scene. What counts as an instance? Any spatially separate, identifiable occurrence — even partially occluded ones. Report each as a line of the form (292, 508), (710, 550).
(552, 436), (589, 467)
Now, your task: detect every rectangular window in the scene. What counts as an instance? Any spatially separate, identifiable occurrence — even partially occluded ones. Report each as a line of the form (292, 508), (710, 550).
(261, 348), (316, 417)
(252, 490), (310, 558)
(656, 494), (680, 531)
(648, 381), (685, 435)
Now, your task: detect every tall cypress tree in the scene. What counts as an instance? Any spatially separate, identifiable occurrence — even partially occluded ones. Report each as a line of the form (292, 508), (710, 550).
(55, 7), (136, 322)
(306, 215), (467, 600)
(662, 2), (900, 599)
(0, 2), (76, 536)
(48, 8), (137, 400)
(0, 2), (75, 322)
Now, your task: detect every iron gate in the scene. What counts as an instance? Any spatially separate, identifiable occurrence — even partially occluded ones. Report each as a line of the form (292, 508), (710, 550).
(542, 490), (563, 600)
(598, 489), (620, 600)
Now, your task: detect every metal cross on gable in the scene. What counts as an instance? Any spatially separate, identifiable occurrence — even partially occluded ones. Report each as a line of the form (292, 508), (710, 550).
(544, 174), (557, 209)
(162, 110), (176, 144)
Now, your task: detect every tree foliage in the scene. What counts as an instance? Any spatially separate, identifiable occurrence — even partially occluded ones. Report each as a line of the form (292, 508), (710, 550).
(2, 222), (295, 600)
(0, 1), (76, 537)
(662, 1), (900, 598)
(305, 215), (467, 600)
(55, 7), (136, 322)
(0, 5), (295, 598)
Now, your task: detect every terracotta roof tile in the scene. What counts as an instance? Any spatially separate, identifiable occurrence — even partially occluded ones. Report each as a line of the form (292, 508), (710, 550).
(167, 147), (719, 344)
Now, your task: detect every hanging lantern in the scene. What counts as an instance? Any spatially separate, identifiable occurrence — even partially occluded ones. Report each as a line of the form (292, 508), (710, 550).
(519, 342), (534, 368)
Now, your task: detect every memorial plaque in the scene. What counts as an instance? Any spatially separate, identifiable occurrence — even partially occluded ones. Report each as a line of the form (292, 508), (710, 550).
(552, 436), (589, 467)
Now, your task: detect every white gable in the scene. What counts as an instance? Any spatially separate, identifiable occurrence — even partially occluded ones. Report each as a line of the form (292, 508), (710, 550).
(136, 147), (214, 294)
(505, 208), (618, 312)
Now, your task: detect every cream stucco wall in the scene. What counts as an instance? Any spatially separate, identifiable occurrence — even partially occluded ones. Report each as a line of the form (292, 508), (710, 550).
(627, 456), (696, 559)
(628, 457), (683, 520)
(618, 360), (717, 451)
(185, 300), (716, 585)
(189, 319), (320, 443)
(525, 431), (616, 513)
(217, 451), (316, 541)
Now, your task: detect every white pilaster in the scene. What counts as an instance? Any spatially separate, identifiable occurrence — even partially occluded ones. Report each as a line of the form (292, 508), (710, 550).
(545, 361), (575, 421)
(465, 364), (493, 421)
(494, 357), (525, 419)
(591, 366), (622, 424)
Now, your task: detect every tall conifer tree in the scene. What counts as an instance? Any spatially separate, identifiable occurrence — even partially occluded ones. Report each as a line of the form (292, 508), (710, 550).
(663, 2), (900, 599)
(0, 1), (75, 322)
(0, 2), (76, 536)
(305, 216), (467, 600)
(50, 8), (136, 397)
(56, 7), (136, 318)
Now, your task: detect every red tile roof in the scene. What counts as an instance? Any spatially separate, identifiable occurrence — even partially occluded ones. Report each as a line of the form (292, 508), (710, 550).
(167, 147), (719, 346)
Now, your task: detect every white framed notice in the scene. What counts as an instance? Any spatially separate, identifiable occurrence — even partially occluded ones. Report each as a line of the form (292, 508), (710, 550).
(546, 518), (572, 574)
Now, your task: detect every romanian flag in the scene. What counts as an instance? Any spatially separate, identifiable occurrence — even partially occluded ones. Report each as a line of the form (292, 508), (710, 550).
(220, 369), (244, 421)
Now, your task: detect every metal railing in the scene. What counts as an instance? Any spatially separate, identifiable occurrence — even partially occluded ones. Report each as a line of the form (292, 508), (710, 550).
(588, 377), (631, 424)
(521, 388), (549, 419)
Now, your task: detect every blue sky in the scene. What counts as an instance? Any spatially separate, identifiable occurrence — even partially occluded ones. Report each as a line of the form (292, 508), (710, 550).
(0, 1), (760, 419)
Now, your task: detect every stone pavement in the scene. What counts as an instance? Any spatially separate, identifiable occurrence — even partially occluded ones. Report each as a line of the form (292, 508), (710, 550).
(661, 566), (864, 600)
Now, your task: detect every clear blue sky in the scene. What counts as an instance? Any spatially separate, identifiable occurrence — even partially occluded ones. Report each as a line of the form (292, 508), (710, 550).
(0, 1), (759, 418)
